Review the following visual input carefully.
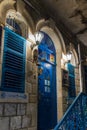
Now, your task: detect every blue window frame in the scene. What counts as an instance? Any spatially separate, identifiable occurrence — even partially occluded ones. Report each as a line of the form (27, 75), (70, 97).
(67, 63), (76, 98)
(6, 18), (22, 36)
(1, 27), (26, 93)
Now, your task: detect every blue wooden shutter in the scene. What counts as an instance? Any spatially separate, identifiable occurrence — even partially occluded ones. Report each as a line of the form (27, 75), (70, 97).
(67, 63), (76, 97)
(1, 27), (26, 93)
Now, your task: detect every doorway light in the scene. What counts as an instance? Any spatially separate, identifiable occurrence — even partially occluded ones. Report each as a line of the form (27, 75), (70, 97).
(66, 51), (72, 62)
(35, 32), (44, 45)
(30, 32), (44, 49)
(29, 34), (35, 43)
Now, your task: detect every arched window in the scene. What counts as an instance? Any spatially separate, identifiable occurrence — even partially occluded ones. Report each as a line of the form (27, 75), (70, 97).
(1, 11), (28, 93)
(6, 17), (22, 36)
(5, 11), (28, 38)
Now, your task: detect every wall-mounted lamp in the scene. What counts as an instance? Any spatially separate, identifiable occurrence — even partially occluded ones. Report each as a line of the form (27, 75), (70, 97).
(66, 51), (72, 62)
(30, 32), (44, 49)
(61, 52), (72, 68)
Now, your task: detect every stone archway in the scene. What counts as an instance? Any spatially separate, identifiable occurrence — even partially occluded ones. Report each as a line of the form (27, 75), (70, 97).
(36, 19), (66, 120)
(0, 0), (35, 34)
(69, 44), (80, 96)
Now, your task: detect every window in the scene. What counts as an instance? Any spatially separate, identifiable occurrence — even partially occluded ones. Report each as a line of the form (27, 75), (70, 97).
(1, 27), (26, 93)
(67, 63), (76, 98)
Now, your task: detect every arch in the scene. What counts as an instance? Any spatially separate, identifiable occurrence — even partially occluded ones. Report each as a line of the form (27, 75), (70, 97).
(36, 19), (66, 54)
(0, 0), (35, 34)
(71, 47), (79, 66)
(5, 10), (28, 38)
(36, 19), (66, 120)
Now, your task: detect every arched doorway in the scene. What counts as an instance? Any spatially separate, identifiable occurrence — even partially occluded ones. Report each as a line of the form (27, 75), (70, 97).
(38, 32), (57, 130)
(36, 19), (66, 120)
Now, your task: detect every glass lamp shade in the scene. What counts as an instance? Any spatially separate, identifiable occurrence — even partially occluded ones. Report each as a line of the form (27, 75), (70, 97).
(35, 32), (44, 45)
(67, 52), (72, 61)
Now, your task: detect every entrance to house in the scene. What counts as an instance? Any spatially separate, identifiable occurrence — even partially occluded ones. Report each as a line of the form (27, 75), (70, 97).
(38, 32), (57, 130)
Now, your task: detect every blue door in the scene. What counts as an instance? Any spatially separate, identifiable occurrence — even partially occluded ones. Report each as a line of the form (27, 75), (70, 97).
(38, 32), (57, 130)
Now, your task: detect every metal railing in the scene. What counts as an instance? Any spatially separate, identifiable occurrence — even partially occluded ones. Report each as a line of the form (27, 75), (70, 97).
(54, 93), (87, 130)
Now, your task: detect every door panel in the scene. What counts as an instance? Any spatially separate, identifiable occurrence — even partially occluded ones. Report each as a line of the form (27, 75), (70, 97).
(38, 61), (57, 130)
(38, 62), (51, 130)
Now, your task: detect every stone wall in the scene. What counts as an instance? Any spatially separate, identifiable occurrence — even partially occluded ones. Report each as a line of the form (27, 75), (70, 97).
(25, 41), (37, 130)
(62, 87), (68, 114)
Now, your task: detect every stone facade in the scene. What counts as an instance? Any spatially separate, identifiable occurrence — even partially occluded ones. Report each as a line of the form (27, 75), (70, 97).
(0, 15), (81, 130)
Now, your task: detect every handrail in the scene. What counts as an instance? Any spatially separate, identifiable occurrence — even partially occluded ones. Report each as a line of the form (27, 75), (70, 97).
(54, 92), (87, 130)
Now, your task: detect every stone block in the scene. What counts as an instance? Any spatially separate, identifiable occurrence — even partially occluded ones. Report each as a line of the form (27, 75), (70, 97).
(76, 86), (80, 92)
(22, 115), (31, 128)
(75, 74), (80, 80)
(26, 43), (32, 61)
(26, 60), (33, 76)
(0, 117), (9, 130)
(20, 128), (28, 130)
(32, 84), (37, 94)
(62, 89), (68, 97)
(26, 82), (32, 94)
(75, 80), (80, 86)
(75, 68), (79, 74)
(27, 103), (37, 126)
(0, 104), (3, 116)
(63, 98), (67, 104)
(17, 104), (26, 116)
(27, 103), (37, 115)
(26, 75), (35, 84)
(4, 104), (16, 116)
(28, 127), (37, 130)
(32, 67), (37, 74)
(31, 114), (37, 127)
(10, 116), (21, 130)
(29, 95), (37, 103)
(26, 75), (29, 84)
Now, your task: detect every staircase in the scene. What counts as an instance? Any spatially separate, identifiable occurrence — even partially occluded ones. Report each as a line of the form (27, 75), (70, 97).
(54, 93), (87, 130)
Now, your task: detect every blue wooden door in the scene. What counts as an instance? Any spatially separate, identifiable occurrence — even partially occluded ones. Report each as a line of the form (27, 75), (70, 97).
(38, 32), (57, 130)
